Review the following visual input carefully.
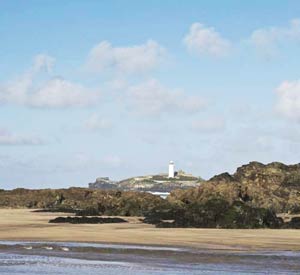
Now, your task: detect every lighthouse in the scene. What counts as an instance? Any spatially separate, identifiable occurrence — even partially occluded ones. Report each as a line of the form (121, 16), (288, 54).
(168, 161), (175, 178)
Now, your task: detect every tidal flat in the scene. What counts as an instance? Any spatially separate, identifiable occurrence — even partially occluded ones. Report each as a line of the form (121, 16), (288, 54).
(1, 241), (300, 274)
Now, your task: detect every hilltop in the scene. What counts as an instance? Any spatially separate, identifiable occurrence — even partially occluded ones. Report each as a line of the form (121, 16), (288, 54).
(89, 170), (204, 192)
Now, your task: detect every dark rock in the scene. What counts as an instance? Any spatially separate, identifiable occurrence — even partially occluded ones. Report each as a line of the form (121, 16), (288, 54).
(49, 216), (127, 224)
(144, 198), (282, 229)
(285, 217), (300, 229)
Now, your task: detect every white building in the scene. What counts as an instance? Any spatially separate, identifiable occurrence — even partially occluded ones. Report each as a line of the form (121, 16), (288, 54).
(168, 161), (175, 178)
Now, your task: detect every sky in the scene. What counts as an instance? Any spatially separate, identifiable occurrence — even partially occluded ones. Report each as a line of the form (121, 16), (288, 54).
(1, 0), (300, 189)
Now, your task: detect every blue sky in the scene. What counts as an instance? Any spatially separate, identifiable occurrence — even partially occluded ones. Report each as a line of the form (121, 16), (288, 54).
(1, 1), (300, 189)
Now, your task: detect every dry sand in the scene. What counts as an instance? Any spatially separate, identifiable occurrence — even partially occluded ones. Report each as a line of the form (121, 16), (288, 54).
(1, 209), (300, 251)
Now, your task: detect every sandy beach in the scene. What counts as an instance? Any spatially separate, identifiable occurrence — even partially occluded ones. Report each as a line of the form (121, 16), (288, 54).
(0, 209), (300, 251)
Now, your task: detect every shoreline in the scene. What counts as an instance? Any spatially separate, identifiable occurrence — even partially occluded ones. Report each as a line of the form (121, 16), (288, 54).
(1, 209), (300, 252)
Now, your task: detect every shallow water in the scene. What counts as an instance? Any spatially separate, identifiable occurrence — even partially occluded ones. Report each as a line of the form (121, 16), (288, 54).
(0, 241), (299, 274)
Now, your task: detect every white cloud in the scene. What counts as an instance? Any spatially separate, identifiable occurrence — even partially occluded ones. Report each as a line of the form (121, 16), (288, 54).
(127, 79), (206, 115)
(275, 79), (300, 121)
(30, 77), (100, 108)
(0, 129), (43, 146)
(85, 40), (166, 74)
(84, 114), (112, 131)
(250, 19), (300, 55)
(0, 72), (32, 105)
(0, 54), (100, 108)
(183, 23), (231, 57)
(191, 117), (226, 133)
(0, 54), (53, 105)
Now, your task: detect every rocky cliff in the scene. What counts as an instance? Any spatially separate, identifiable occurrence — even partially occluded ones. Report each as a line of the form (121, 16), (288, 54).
(168, 161), (300, 213)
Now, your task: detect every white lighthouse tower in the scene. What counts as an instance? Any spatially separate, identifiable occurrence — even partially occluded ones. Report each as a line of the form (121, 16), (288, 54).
(168, 161), (175, 178)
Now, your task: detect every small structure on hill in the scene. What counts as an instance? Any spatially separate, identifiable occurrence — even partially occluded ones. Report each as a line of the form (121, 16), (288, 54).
(88, 161), (203, 193)
(168, 161), (175, 178)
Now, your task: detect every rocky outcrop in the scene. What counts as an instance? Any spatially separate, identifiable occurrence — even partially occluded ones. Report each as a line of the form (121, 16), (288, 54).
(89, 177), (118, 190)
(168, 161), (300, 213)
(144, 198), (282, 229)
(0, 188), (167, 216)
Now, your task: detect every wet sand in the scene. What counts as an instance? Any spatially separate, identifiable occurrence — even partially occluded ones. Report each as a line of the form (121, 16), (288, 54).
(1, 209), (300, 251)
(2, 241), (300, 274)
